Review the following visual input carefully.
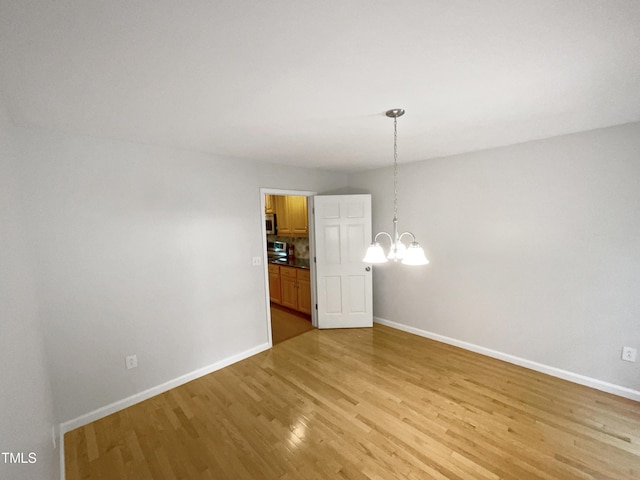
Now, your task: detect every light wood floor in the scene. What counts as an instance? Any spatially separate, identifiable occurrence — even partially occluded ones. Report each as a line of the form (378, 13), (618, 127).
(270, 304), (313, 345)
(65, 324), (640, 480)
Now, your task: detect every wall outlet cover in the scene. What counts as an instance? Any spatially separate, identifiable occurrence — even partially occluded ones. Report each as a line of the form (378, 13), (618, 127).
(126, 354), (138, 369)
(622, 346), (637, 362)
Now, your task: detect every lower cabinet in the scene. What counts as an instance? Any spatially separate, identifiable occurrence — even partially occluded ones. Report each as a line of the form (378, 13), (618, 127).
(280, 266), (298, 310)
(268, 264), (282, 304)
(269, 264), (311, 315)
(296, 269), (311, 314)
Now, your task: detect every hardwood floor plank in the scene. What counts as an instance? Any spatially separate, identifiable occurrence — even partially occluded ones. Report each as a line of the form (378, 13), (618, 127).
(270, 304), (313, 345)
(65, 325), (640, 480)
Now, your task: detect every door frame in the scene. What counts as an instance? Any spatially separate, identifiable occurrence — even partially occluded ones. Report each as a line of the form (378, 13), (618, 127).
(260, 188), (317, 348)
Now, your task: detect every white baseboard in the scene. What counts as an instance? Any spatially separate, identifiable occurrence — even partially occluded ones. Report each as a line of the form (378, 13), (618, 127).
(58, 342), (270, 479)
(374, 317), (640, 403)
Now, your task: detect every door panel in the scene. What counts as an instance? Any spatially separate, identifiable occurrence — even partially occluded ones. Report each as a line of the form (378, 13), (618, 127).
(323, 276), (343, 314)
(347, 224), (365, 263)
(347, 201), (364, 218)
(324, 226), (342, 264)
(314, 194), (372, 329)
(348, 275), (367, 313)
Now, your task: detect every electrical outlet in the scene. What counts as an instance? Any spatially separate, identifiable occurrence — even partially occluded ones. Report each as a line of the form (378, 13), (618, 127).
(252, 256), (262, 266)
(622, 346), (637, 362)
(125, 354), (138, 369)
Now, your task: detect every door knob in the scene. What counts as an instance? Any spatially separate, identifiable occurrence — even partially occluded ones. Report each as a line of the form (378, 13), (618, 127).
(365, 266), (371, 272)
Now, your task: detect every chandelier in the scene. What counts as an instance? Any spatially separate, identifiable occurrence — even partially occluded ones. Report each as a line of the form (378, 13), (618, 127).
(363, 109), (429, 266)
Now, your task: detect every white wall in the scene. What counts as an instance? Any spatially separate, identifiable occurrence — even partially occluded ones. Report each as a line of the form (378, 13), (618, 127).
(14, 128), (347, 425)
(349, 122), (640, 392)
(0, 104), (59, 478)
(9, 114), (638, 455)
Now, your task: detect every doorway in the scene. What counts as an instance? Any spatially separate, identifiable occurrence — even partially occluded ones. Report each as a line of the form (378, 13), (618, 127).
(261, 189), (317, 346)
(270, 304), (313, 344)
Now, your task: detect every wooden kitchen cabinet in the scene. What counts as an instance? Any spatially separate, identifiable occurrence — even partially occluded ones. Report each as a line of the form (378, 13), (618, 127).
(277, 266), (311, 315)
(273, 195), (308, 237)
(273, 195), (289, 235)
(264, 194), (275, 214)
(296, 269), (312, 315)
(279, 266), (298, 310)
(268, 264), (282, 304)
(286, 196), (308, 237)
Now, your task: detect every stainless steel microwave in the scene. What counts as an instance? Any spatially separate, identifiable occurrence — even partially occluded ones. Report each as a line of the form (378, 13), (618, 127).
(265, 213), (276, 234)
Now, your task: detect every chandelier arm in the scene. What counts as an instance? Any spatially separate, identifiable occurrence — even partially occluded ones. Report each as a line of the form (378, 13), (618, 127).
(373, 231), (394, 245)
(398, 231), (417, 244)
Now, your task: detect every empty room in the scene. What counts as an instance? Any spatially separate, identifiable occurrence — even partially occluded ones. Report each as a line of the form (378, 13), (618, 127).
(1, 1), (639, 479)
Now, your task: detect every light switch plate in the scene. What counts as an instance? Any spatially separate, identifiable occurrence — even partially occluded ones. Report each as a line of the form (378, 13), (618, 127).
(252, 256), (262, 266)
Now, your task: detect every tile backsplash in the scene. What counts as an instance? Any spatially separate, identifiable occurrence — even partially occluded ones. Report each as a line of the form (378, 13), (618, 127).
(267, 235), (309, 259)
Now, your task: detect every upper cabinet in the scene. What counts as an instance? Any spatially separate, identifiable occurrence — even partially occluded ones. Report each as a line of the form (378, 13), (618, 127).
(265, 194), (275, 214)
(269, 195), (308, 237)
(286, 196), (308, 237)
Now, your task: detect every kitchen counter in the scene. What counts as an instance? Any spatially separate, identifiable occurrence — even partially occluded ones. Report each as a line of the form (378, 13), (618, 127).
(269, 257), (310, 270)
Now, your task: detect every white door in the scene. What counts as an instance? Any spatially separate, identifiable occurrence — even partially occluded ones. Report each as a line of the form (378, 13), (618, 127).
(314, 194), (373, 329)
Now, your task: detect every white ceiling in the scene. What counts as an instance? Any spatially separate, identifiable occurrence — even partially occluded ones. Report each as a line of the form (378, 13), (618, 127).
(1, 1), (640, 172)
